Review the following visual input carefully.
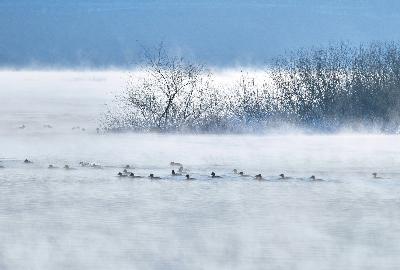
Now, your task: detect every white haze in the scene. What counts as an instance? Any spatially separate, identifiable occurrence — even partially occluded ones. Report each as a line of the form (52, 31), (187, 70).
(0, 70), (399, 270)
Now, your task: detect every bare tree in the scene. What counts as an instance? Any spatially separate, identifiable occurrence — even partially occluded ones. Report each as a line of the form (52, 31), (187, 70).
(102, 42), (400, 133)
(121, 43), (214, 132)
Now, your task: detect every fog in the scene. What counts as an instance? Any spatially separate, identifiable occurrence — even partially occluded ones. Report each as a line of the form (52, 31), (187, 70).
(0, 71), (399, 269)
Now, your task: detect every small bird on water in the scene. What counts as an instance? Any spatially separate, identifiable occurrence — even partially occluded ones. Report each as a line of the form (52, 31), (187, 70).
(279, 174), (292, 179)
(239, 171), (250, 177)
(171, 169), (182, 176)
(372, 172), (382, 179)
(149, 174), (161, 179)
(185, 174), (195, 180)
(255, 174), (264, 180)
(211, 172), (222, 178)
(310, 175), (323, 181)
(170, 161), (183, 167)
(129, 173), (144, 178)
(64, 165), (76, 170)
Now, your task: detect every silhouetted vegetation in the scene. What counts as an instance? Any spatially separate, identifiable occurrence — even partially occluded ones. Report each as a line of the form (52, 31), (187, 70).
(271, 42), (400, 132)
(102, 42), (400, 133)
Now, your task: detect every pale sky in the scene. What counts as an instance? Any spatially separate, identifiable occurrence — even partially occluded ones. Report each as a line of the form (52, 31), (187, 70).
(1, 0), (400, 68)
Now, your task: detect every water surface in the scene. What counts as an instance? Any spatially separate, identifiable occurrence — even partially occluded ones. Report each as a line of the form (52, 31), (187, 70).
(0, 71), (399, 270)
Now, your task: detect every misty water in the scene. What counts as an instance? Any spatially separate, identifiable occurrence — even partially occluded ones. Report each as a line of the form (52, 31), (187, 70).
(0, 71), (399, 270)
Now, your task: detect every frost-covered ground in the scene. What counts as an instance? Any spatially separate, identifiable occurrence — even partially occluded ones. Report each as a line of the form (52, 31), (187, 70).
(0, 71), (399, 270)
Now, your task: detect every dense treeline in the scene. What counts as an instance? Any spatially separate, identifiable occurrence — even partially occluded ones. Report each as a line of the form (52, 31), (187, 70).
(101, 42), (400, 133)
(272, 42), (400, 132)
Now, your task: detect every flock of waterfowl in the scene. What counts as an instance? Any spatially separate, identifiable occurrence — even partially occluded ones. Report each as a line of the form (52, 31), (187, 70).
(0, 159), (386, 181)
(18, 124), (102, 133)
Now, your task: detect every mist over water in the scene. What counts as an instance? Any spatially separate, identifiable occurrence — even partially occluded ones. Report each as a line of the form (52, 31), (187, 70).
(1, 71), (400, 269)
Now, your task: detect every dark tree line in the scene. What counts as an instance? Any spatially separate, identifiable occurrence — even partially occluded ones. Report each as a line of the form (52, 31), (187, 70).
(102, 42), (400, 133)
(271, 42), (400, 131)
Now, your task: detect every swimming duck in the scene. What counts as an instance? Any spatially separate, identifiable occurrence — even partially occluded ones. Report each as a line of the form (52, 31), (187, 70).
(123, 168), (132, 174)
(149, 173), (161, 179)
(211, 172), (222, 178)
(239, 171), (250, 177)
(117, 172), (127, 177)
(233, 169), (238, 174)
(255, 174), (264, 180)
(170, 161), (183, 167)
(129, 173), (143, 178)
(79, 161), (90, 167)
(372, 172), (382, 179)
(185, 174), (195, 180)
(310, 175), (323, 181)
(24, 159), (33, 164)
(171, 170), (182, 176)
(19, 125), (26, 129)
(64, 165), (76, 170)
(279, 173), (290, 179)
(48, 164), (58, 169)
(90, 163), (102, 169)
